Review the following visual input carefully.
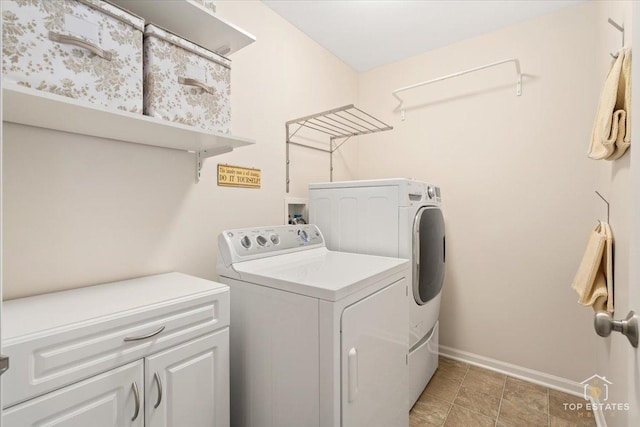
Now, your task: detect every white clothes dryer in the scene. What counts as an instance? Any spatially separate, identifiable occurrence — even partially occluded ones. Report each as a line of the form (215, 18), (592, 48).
(217, 224), (410, 427)
(309, 179), (445, 406)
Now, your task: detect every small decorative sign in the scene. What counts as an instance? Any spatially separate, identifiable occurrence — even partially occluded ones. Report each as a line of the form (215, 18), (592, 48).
(217, 164), (261, 189)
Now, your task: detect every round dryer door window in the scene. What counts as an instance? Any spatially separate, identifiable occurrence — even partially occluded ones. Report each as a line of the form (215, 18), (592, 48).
(413, 206), (445, 305)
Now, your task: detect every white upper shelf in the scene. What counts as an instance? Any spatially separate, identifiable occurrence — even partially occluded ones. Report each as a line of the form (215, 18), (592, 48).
(110, 0), (256, 56)
(3, 85), (255, 154)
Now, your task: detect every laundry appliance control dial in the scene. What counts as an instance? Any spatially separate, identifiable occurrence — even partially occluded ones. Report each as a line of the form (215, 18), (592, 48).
(270, 234), (280, 245)
(427, 186), (435, 199)
(256, 235), (268, 246)
(240, 235), (252, 249)
(298, 230), (310, 243)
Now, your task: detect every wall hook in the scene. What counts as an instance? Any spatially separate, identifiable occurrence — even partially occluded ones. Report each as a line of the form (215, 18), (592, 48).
(608, 18), (624, 59)
(595, 190), (610, 223)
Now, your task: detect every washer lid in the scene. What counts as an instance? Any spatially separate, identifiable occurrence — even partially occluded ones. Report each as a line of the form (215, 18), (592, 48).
(228, 248), (409, 301)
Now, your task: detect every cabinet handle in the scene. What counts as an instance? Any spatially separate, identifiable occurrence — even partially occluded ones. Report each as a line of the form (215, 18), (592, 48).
(178, 76), (214, 94)
(348, 347), (358, 402)
(153, 371), (163, 408)
(48, 31), (113, 61)
(124, 326), (165, 342)
(131, 381), (141, 421)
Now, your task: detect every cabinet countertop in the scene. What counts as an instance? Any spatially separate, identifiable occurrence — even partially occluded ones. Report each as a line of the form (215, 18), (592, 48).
(3, 272), (228, 341)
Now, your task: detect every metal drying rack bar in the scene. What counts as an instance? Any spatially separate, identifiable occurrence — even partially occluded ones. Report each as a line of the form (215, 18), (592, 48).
(392, 58), (522, 120)
(285, 104), (393, 193)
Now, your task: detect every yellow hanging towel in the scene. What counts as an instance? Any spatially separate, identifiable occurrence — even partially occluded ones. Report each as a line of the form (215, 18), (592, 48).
(571, 222), (614, 312)
(588, 48), (632, 161)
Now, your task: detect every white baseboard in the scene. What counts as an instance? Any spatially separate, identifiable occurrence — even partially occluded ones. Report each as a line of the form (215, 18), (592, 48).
(589, 397), (607, 427)
(439, 345), (583, 397)
(439, 345), (605, 425)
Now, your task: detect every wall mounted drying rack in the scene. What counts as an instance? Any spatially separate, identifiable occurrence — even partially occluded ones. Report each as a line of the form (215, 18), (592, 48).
(285, 104), (393, 193)
(392, 58), (522, 120)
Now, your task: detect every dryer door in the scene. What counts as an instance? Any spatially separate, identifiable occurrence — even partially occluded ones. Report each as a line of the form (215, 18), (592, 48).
(341, 279), (408, 427)
(413, 206), (445, 305)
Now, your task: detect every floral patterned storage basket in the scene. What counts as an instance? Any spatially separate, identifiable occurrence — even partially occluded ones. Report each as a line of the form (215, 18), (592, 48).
(2, 0), (144, 113)
(143, 24), (231, 134)
(192, 0), (216, 14)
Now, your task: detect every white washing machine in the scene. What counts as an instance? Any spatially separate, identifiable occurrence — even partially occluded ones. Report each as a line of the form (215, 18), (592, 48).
(309, 178), (445, 406)
(217, 224), (410, 427)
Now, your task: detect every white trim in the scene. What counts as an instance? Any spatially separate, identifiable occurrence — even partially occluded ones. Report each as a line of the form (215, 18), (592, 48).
(439, 345), (583, 397)
(589, 397), (608, 427)
(439, 345), (605, 424)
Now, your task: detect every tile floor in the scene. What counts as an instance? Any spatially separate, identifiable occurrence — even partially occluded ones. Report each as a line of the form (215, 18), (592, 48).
(410, 356), (596, 427)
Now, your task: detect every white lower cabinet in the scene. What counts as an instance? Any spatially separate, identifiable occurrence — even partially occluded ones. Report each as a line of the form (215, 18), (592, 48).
(146, 329), (230, 427)
(2, 273), (230, 427)
(4, 361), (145, 427)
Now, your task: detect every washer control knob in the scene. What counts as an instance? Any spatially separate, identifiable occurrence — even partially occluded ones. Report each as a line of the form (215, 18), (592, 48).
(298, 230), (310, 243)
(270, 234), (280, 245)
(427, 186), (435, 199)
(240, 235), (252, 249)
(256, 235), (268, 246)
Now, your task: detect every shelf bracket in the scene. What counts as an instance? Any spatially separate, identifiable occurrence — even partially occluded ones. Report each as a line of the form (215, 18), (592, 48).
(195, 147), (233, 183)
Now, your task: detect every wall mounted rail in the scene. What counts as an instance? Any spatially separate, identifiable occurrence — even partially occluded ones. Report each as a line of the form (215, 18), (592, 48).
(392, 58), (522, 120)
(286, 104), (392, 193)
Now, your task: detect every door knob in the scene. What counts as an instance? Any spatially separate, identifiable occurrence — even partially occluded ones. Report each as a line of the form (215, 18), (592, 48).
(594, 310), (639, 348)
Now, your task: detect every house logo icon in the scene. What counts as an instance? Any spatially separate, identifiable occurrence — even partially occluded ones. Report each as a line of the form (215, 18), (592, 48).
(580, 375), (612, 401)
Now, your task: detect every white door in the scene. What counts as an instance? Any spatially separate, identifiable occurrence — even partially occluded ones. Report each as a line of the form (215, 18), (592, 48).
(2, 360), (144, 427)
(0, 2), (5, 422)
(599, 4), (640, 425)
(341, 279), (408, 427)
(145, 329), (230, 427)
(627, 3), (640, 423)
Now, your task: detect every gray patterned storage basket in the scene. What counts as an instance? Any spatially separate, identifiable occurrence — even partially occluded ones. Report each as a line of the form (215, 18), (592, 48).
(143, 24), (231, 134)
(2, 0), (144, 113)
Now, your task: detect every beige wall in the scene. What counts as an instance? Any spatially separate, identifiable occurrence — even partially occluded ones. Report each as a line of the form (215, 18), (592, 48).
(353, 1), (626, 383)
(1, 0), (357, 299)
(2, 0), (634, 400)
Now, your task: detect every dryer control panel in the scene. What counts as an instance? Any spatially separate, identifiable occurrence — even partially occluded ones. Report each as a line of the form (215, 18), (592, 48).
(218, 224), (325, 266)
(406, 181), (441, 206)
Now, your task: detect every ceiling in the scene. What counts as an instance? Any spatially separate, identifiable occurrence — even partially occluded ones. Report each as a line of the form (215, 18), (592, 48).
(262, 0), (584, 72)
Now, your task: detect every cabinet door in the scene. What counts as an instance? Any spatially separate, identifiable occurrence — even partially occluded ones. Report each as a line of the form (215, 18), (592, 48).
(145, 329), (229, 427)
(341, 279), (409, 427)
(3, 360), (144, 427)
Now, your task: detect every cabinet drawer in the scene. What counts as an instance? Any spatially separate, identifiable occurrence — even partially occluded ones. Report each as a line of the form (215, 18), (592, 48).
(4, 289), (229, 408)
